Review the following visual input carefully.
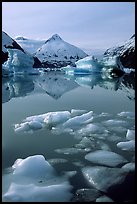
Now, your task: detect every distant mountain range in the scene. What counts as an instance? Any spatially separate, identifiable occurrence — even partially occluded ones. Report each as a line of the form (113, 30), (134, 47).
(15, 34), (88, 68)
(2, 31), (135, 70)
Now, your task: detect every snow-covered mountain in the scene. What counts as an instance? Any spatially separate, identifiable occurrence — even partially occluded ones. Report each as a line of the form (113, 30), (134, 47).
(2, 31), (42, 69)
(104, 35), (135, 69)
(34, 34), (88, 68)
(14, 36), (46, 54)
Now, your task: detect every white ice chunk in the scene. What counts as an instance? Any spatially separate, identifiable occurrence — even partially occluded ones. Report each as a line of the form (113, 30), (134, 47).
(96, 195), (114, 202)
(117, 140), (135, 151)
(28, 121), (43, 130)
(122, 162), (135, 172)
(82, 166), (128, 192)
(63, 111), (93, 128)
(3, 181), (73, 202)
(103, 119), (128, 127)
(44, 111), (71, 127)
(126, 129), (135, 140)
(85, 150), (127, 167)
(70, 109), (87, 117)
(117, 111), (135, 118)
(78, 123), (105, 135)
(14, 122), (30, 133)
(54, 147), (87, 155)
(75, 56), (102, 72)
(74, 188), (101, 202)
(3, 155), (73, 202)
(12, 155), (56, 180)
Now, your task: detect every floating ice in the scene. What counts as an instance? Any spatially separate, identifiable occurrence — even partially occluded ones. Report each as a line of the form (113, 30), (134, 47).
(103, 119), (128, 127)
(122, 162), (135, 172)
(43, 111), (71, 127)
(70, 109), (87, 117)
(63, 111), (93, 128)
(3, 182), (73, 202)
(117, 140), (135, 151)
(117, 111), (135, 119)
(85, 150), (127, 167)
(12, 155), (56, 180)
(82, 166), (128, 192)
(2, 155), (73, 202)
(54, 147), (88, 155)
(96, 195), (114, 202)
(126, 129), (135, 140)
(73, 188), (101, 202)
(75, 56), (102, 71)
(77, 123), (105, 136)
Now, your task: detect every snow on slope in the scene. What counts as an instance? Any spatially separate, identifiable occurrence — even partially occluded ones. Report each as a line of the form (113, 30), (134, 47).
(104, 35), (135, 56)
(34, 34), (88, 68)
(104, 35), (135, 69)
(14, 36), (46, 54)
(2, 31), (42, 70)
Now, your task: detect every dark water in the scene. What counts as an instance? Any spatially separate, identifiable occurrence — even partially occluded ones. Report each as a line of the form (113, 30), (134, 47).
(2, 71), (135, 202)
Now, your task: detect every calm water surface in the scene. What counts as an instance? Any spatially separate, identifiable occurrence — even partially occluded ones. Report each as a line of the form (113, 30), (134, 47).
(2, 71), (135, 202)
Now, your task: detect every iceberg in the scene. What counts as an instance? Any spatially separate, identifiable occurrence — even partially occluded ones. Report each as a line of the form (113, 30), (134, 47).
(85, 150), (127, 167)
(81, 166), (128, 193)
(63, 55), (124, 78)
(3, 48), (40, 75)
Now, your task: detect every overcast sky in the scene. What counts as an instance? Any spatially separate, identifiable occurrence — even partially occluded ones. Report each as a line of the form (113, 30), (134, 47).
(2, 2), (135, 52)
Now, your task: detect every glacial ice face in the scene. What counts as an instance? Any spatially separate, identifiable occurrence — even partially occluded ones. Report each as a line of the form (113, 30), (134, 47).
(3, 48), (35, 73)
(64, 55), (124, 76)
(75, 56), (102, 71)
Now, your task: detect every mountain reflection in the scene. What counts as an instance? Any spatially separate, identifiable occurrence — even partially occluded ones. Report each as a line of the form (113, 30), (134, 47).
(2, 71), (135, 103)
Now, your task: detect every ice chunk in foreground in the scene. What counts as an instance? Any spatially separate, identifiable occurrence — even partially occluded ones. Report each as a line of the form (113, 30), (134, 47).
(12, 155), (56, 180)
(96, 195), (114, 202)
(122, 162), (135, 172)
(126, 129), (135, 140)
(85, 150), (127, 167)
(3, 182), (73, 202)
(3, 155), (73, 202)
(82, 166), (128, 192)
(73, 188), (101, 202)
(117, 140), (135, 151)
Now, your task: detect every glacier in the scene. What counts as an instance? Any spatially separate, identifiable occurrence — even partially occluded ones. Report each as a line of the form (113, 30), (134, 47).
(3, 48), (40, 75)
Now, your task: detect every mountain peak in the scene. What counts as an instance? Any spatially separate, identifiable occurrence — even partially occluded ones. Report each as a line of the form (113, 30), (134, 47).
(51, 34), (62, 40)
(44, 34), (62, 44)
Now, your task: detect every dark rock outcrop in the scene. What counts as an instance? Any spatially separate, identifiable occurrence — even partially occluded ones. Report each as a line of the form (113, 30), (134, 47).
(104, 35), (135, 69)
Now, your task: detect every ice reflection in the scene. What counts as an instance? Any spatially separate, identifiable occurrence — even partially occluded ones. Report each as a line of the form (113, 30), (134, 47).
(2, 71), (135, 103)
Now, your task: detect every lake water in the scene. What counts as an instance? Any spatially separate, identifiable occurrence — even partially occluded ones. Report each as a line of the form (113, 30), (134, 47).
(2, 71), (135, 202)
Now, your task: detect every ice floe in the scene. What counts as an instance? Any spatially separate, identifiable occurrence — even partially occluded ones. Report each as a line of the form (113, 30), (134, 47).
(126, 129), (135, 140)
(85, 150), (127, 167)
(81, 166), (128, 193)
(2, 155), (73, 202)
(117, 111), (135, 119)
(102, 119), (128, 127)
(73, 188), (101, 202)
(117, 140), (135, 151)
(121, 162), (135, 172)
(96, 195), (114, 202)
